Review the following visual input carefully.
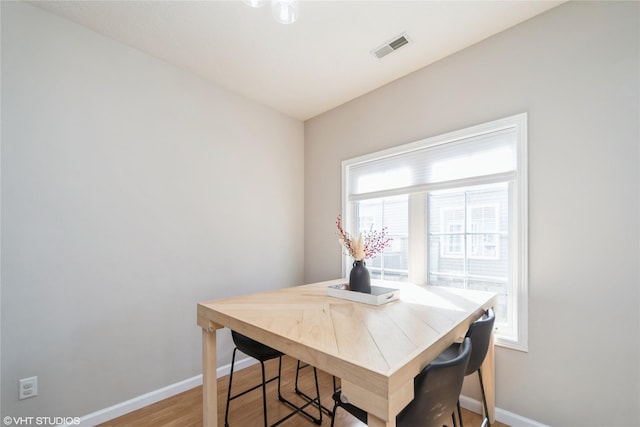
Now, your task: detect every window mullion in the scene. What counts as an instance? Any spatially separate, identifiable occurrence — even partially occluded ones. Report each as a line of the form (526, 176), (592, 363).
(408, 193), (426, 284)
(464, 191), (469, 288)
(380, 200), (386, 280)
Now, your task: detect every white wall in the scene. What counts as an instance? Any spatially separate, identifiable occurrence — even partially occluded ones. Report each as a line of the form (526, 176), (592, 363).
(1, 1), (304, 419)
(305, 1), (639, 426)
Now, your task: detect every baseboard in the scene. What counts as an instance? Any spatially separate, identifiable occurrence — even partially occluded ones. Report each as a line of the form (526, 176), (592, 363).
(459, 395), (551, 427)
(67, 357), (258, 427)
(68, 361), (547, 427)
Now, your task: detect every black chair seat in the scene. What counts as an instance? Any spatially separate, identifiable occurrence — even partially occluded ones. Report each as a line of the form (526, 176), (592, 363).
(231, 331), (283, 361)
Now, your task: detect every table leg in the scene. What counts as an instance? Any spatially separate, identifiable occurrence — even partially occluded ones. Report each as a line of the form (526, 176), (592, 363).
(480, 331), (495, 424)
(202, 328), (218, 427)
(367, 414), (396, 427)
(341, 380), (407, 427)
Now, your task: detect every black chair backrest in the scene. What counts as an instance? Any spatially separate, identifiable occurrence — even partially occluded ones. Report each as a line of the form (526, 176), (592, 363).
(465, 308), (496, 375)
(396, 337), (472, 427)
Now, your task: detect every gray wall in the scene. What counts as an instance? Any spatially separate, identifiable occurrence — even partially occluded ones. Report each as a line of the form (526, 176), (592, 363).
(305, 1), (639, 426)
(1, 2), (304, 419)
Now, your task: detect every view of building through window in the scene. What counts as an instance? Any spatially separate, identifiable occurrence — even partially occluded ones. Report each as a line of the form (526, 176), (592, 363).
(356, 195), (409, 281)
(354, 183), (509, 325)
(428, 183), (509, 324)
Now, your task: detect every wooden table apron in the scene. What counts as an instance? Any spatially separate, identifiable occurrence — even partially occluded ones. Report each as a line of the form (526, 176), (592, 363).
(197, 279), (498, 427)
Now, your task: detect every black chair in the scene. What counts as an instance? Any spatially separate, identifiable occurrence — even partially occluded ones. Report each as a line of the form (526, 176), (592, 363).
(436, 308), (495, 427)
(330, 337), (472, 427)
(224, 331), (323, 427)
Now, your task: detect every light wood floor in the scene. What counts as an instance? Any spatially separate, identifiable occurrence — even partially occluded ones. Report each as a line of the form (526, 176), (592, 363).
(97, 356), (508, 427)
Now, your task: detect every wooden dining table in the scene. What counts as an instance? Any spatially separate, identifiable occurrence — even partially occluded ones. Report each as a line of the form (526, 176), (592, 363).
(197, 279), (498, 427)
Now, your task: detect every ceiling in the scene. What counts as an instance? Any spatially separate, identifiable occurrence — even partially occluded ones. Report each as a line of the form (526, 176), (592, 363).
(31, 0), (564, 121)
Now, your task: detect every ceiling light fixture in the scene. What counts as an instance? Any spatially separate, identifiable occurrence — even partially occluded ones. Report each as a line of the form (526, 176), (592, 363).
(271, 0), (298, 24)
(244, 0), (267, 7)
(244, 0), (298, 25)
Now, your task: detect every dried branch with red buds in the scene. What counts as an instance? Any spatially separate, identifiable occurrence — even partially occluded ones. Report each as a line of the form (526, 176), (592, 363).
(336, 215), (392, 261)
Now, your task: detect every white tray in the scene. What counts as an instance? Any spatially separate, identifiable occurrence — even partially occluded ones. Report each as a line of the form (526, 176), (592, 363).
(327, 283), (400, 306)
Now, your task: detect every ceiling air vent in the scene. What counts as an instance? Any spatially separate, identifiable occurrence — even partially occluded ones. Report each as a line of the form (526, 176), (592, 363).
(372, 33), (411, 59)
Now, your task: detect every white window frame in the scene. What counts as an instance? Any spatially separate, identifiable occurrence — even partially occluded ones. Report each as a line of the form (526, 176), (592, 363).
(342, 113), (528, 351)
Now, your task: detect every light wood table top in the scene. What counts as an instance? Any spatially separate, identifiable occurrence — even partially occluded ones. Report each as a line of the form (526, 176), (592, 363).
(198, 279), (497, 427)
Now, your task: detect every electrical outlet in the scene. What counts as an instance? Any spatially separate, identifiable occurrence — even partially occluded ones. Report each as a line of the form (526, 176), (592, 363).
(19, 376), (37, 400)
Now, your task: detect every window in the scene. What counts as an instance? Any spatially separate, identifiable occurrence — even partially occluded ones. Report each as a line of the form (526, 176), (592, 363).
(342, 114), (528, 351)
(355, 195), (409, 281)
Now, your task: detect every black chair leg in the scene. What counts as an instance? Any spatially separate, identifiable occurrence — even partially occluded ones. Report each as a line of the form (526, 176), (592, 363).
(295, 361), (334, 416)
(273, 358), (323, 426)
(457, 399), (463, 427)
(478, 370), (491, 427)
(224, 348), (238, 427)
(312, 366), (323, 421)
(260, 360), (270, 427)
(225, 353), (284, 427)
(226, 353), (324, 427)
(330, 401), (338, 427)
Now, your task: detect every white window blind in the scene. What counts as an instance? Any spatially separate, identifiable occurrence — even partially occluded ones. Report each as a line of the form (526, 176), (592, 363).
(347, 127), (517, 198)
